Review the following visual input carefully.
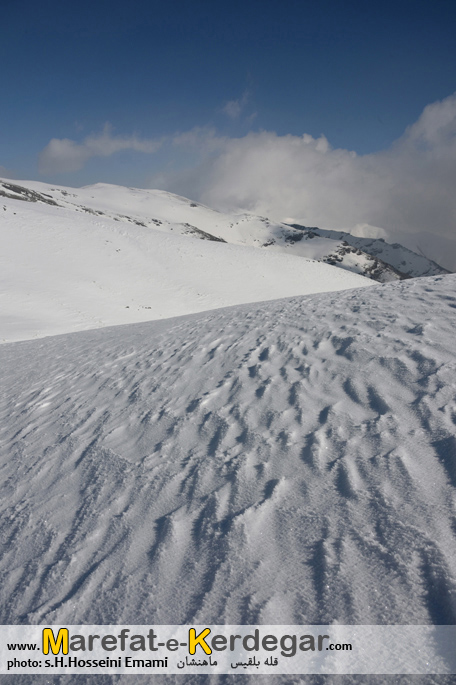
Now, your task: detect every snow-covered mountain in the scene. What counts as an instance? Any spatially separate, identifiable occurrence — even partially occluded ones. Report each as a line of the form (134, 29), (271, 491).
(285, 223), (449, 281)
(1, 178), (449, 295)
(1, 177), (455, 682)
(1, 178), (375, 343)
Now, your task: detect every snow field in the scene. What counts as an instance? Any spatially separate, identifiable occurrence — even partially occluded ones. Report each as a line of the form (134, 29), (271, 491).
(1, 275), (455, 641)
(0, 192), (372, 343)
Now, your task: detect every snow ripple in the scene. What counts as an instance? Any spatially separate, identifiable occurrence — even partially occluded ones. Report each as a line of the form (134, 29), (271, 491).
(1, 276), (456, 641)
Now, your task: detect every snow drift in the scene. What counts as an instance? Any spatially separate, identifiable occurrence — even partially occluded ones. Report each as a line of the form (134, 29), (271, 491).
(2, 275), (456, 646)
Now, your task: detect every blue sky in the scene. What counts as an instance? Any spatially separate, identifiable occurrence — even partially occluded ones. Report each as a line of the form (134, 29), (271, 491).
(1, 0), (456, 268)
(1, 0), (455, 185)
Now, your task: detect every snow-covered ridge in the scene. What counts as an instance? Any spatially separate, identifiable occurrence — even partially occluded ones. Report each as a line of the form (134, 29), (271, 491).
(1, 275), (455, 632)
(1, 178), (449, 286)
(1, 178), (374, 343)
(287, 223), (449, 280)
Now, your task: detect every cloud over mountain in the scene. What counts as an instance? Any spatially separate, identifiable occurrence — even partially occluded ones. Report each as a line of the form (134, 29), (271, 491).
(39, 124), (163, 174)
(157, 93), (456, 270)
(38, 94), (456, 270)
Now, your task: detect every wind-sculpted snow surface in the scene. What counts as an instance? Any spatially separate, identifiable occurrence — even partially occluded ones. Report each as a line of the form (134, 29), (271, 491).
(1, 276), (456, 684)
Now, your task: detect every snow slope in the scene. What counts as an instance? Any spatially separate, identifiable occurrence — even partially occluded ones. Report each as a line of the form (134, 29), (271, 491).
(1, 178), (448, 305)
(0, 181), (373, 343)
(286, 224), (449, 280)
(2, 275), (456, 656)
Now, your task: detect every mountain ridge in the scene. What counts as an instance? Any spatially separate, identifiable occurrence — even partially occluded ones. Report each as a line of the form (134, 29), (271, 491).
(1, 178), (450, 285)
(0, 177), (373, 343)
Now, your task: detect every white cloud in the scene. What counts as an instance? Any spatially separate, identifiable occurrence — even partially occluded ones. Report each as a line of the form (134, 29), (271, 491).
(172, 126), (226, 152)
(223, 100), (242, 119)
(0, 165), (18, 180)
(39, 95), (456, 270)
(39, 124), (163, 174)
(154, 93), (456, 270)
(222, 90), (250, 120)
(351, 223), (389, 240)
